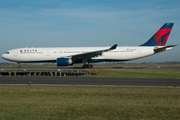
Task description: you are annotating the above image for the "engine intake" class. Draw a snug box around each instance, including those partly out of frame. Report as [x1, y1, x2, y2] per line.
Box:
[57, 58, 73, 66]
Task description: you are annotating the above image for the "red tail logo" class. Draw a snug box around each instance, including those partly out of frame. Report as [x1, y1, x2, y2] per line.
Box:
[141, 23, 174, 46]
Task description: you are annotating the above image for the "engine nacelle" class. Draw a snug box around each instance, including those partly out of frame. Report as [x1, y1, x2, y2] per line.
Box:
[57, 58, 73, 66]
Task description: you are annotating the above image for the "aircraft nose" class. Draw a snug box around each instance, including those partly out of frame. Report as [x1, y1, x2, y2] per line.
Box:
[1, 54, 5, 59]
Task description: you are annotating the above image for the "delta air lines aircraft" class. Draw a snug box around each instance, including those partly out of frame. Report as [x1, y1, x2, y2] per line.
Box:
[1, 23, 176, 68]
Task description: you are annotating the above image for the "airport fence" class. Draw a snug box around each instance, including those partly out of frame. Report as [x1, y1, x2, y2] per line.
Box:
[0, 69, 93, 77]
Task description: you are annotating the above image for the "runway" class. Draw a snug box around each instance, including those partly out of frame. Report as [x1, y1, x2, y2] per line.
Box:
[0, 77, 180, 87]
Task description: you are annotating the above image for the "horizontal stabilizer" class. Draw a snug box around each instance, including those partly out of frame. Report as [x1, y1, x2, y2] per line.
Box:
[154, 45, 177, 53]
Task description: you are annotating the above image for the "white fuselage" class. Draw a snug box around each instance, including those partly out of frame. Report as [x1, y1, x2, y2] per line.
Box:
[1, 46, 157, 63]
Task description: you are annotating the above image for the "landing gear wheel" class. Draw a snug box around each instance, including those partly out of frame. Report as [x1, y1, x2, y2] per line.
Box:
[83, 65, 88, 69]
[88, 64, 93, 68]
[82, 64, 93, 69]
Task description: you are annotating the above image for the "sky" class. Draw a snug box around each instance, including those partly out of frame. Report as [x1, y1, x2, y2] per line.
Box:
[0, 0, 180, 63]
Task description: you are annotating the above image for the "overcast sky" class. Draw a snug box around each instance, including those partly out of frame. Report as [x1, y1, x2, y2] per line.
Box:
[0, 0, 180, 63]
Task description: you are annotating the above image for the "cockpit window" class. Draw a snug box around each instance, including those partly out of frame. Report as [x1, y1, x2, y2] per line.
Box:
[5, 52, 9, 54]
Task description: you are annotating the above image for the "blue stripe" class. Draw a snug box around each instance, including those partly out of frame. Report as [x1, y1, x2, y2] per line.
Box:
[161, 31, 170, 46]
[19, 59, 129, 64]
[89, 59, 128, 63]
[140, 36, 158, 46]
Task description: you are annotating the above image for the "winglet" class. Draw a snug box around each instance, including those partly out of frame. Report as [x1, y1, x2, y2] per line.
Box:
[110, 44, 118, 50]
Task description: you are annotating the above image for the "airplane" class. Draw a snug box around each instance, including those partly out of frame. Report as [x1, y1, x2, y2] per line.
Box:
[1, 23, 176, 68]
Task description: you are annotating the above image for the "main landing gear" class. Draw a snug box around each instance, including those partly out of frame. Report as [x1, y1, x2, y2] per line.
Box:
[82, 64, 93, 69]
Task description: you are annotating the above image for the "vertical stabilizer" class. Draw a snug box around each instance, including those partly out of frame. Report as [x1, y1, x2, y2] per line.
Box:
[140, 23, 174, 46]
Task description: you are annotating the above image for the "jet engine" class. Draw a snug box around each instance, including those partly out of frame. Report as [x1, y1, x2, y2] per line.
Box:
[57, 58, 73, 66]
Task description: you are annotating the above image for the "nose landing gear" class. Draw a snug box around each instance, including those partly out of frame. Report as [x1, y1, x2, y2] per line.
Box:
[17, 63, 21, 68]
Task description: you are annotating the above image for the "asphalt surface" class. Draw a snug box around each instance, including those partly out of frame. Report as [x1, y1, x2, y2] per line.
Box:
[0, 77, 180, 87]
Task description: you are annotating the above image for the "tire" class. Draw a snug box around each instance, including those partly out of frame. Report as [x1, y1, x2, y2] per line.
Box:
[82, 65, 88, 69]
[88, 64, 93, 68]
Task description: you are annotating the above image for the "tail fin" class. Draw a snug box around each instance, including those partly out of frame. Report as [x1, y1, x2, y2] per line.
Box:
[140, 23, 174, 46]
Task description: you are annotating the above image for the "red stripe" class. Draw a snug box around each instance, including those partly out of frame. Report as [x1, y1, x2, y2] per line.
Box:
[156, 29, 171, 36]
[163, 35, 169, 46]
[153, 34, 161, 46]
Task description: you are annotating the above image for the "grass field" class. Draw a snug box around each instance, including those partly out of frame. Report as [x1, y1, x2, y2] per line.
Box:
[83, 69, 180, 79]
[0, 86, 180, 120]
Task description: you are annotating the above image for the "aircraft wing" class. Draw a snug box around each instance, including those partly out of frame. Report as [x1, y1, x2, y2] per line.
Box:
[154, 45, 177, 53]
[70, 44, 118, 62]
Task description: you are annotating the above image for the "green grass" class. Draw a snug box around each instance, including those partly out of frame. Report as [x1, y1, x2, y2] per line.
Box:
[83, 69, 180, 79]
[0, 86, 180, 120]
